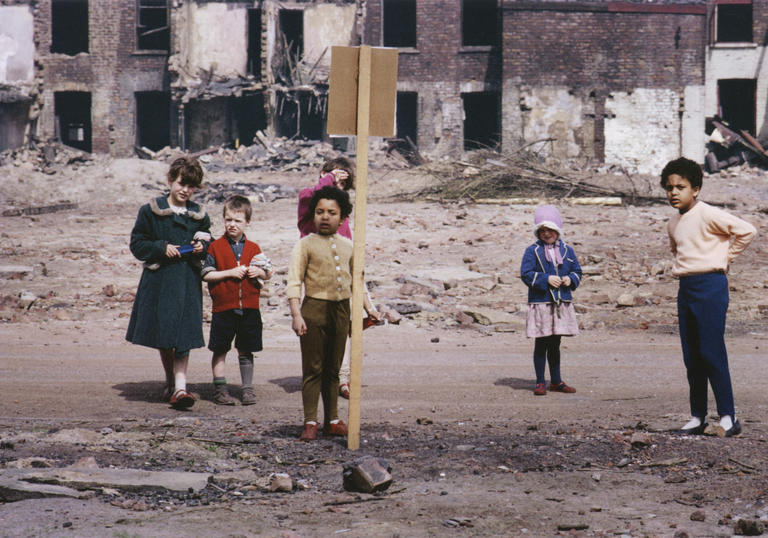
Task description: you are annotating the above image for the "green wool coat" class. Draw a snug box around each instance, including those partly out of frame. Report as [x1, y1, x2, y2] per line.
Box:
[126, 196, 211, 352]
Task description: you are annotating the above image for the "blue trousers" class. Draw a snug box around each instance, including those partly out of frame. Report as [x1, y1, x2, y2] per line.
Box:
[677, 272, 734, 418]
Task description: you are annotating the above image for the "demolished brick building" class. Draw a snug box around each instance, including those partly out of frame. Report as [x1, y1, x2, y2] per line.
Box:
[0, 0, 764, 174]
[0, 0, 357, 156]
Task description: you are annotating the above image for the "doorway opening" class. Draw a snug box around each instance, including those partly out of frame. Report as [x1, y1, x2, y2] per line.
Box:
[0, 101, 31, 151]
[718, 79, 756, 135]
[136, 91, 170, 151]
[389, 91, 418, 159]
[54, 91, 91, 152]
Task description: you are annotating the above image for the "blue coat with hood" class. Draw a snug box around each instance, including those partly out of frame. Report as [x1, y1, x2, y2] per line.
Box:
[520, 240, 582, 303]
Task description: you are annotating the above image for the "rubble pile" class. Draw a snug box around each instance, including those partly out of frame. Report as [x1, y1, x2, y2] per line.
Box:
[134, 130, 415, 175]
[412, 149, 665, 205]
[0, 141, 94, 174]
[194, 181, 297, 204]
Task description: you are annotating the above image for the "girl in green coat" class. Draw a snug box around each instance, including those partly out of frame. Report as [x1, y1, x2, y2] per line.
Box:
[126, 157, 211, 409]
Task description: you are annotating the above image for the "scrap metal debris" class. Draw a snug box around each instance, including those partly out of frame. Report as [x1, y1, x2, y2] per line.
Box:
[706, 119, 768, 173]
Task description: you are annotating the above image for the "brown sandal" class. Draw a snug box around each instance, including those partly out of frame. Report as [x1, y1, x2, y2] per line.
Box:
[170, 389, 196, 409]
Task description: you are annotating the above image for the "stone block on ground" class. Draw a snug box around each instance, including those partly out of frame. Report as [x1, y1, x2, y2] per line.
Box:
[734, 518, 765, 536]
[343, 456, 392, 493]
[268, 473, 293, 492]
[463, 308, 518, 326]
[617, 292, 636, 307]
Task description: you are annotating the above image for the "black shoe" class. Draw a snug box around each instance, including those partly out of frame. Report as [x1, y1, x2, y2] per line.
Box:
[724, 419, 742, 437]
[674, 421, 707, 435]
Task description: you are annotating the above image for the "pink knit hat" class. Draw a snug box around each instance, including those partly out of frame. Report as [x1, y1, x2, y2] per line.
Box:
[533, 205, 563, 238]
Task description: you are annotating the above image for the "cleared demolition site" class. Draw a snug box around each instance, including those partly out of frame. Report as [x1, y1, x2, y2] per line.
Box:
[1, 1, 768, 537]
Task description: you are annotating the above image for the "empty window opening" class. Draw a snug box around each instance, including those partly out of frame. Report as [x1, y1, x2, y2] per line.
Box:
[137, 0, 169, 51]
[275, 10, 303, 85]
[716, 2, 752, 43]
[55, 91, 91, 153]
[718, 79, 756, 135]
[0, 101, 31, 152]
[462, 92, 501, 150]
[462, 0, 498, 47]
[51, 0, 89, 55]
[383, 0, 416, 47]
[280, 10, 303, 62]
[136, 91, 170, 151]
[247, 8, 262, 78]
[389, 91, 418, 160]
[274, 91, 324, 141]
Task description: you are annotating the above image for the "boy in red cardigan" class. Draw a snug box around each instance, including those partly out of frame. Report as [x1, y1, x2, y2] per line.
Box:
[202, 195, 273, 405]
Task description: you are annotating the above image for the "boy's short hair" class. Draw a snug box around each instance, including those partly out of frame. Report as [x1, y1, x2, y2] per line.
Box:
[320, 157, 355, 190]
[223, 195, 252, 222]
[168, 156, 204, 188]
[309, 186, 353, 220]
[660, 157, 703, 189]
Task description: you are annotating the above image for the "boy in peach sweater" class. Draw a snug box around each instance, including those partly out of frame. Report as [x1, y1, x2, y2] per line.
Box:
[661, 157, 756, 437]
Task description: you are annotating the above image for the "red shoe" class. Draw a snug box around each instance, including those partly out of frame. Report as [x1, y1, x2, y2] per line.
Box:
[339, 383, 350, 399]
[533, 383, 547, 396]
[323, 420, 348, 437]
[549, 382, 576, 393]
[299, 423, 318, 442]
[170, 389, 196, 409]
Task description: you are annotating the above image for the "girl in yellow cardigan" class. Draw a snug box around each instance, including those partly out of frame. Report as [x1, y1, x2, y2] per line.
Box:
[287, 186, 379, 441]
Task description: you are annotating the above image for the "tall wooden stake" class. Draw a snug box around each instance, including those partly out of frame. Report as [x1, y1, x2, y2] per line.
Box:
[347, 45, 372, 451]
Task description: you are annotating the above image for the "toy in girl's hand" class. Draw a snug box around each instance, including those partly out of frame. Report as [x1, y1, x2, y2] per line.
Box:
[177, 243, 195, 255]
[363, 315, 384, 330]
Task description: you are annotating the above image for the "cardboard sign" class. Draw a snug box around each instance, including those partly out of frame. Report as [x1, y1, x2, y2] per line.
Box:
[327, 46, 398, 137]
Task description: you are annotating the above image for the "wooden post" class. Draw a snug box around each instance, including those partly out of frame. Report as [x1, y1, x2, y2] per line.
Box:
[347, 45, 372, 451]
[327, 44, 396, 450]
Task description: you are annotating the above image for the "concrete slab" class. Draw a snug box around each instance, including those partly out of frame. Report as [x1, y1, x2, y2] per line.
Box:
[0, 467, 211, 495]
[0, 474, 83, 502]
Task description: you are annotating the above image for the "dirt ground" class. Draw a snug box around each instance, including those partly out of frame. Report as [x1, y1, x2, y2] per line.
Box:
[0, 153, 767, 537]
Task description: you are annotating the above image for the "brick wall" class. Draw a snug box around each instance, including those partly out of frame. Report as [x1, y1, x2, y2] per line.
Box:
[752, 0, 768, 44]
[502, 6, 706, 90]
[500, 3, 707, 164]
[37, 0, 168, 155]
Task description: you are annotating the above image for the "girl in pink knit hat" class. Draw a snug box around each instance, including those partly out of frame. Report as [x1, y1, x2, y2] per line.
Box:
[520, 205, 583, 396]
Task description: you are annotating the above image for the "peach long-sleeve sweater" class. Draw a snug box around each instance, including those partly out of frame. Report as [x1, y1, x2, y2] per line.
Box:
[667, 201, 756, 277]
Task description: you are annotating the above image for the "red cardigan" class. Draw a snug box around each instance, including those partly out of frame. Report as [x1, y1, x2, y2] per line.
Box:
[207, 237, 262, 313]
